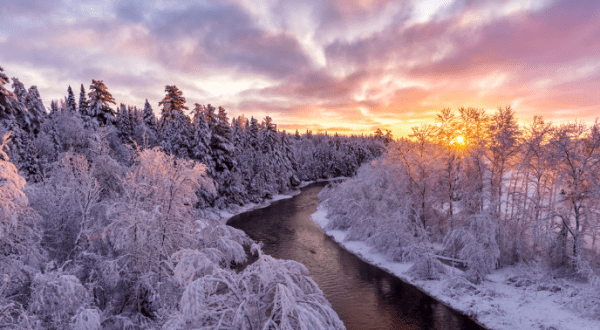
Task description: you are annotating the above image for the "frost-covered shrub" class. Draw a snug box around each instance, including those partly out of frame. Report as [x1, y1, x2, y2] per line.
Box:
[29, 272, 89, 327]
[70, 308, 101, 330]
[172, 249, 215, 287]
[443, 276, 477, 299]
[442, 212, 501, 283]
[0, 274, 33, 329]
[175, 244, 345, 330]
[196, 217, 251, 266]
[408, 253, 448, 280]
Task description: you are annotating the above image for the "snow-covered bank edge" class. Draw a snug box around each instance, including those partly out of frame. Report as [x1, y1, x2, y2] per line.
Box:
[218, 178, 345, 224]
[311, 202, 600, 330]
[218, 192, 299, 223]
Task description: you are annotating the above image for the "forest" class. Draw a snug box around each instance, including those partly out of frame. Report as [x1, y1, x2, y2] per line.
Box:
[319, 106, 600, 322]
[0, 65, 387, 329]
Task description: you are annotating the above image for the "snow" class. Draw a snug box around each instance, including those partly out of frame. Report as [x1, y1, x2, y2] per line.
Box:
[218, 191, 299, 222]
[311, 203, 600, 330]
[298, 177, 346, 188]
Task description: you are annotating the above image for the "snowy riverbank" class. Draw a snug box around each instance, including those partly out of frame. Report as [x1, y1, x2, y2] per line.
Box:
[219, 178, 344, 223]
[311, 202, 600, 330]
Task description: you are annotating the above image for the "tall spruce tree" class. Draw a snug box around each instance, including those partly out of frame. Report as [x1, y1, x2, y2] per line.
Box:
[78, 84, 89, 116]
[158, 85, 188, 123]
[158, 86, 190, 158]
[66, 85, 77, 113]
[88, 79, 116, 125]
[25, 86, 46, 133]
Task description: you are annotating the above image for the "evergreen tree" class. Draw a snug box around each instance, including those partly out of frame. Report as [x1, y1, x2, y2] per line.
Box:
[191, 103, 213, 168]
[88, 79, 116, 125]
[160, 108, 191, 159]
[8, 77, 33, 133]
[209, 106, 236, 205]
[158, 85, 188, 123]
[116, 103, 133, 144]
[204, 104, 218, 129]
[0, 67, 18, 123]
[247, 117, 259, 151]
[135, 99, 158, 148]
[211, 107, 235, 172]
[50, 100, 59, 115]
[11, 77, 27, 103]
[25, 86, 46, 129]
[66, 85, 77, 113]
[158, 86, 191, 158]
[78, 84, 89, 116]
[142, 99, 156, 130]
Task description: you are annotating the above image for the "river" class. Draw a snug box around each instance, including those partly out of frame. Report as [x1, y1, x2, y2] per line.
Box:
[227, 182, 485, 330]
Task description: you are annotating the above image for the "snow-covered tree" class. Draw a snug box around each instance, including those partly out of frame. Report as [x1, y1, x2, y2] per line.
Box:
[66, 85, 78, 114]
[191, 103, 213, 171]
[0, 132, 40, 257]
[87, 79, 116, 126]
[136, 98, 158, 148]
[78, 84, 89, 116]
[107, 148, 214, 313]
[173, 244, 345, 330]
[158, 85, 188, 122]
[550, 121, 600, 270]
[210, 107, 236, 205]
[25, 86, 46, 133]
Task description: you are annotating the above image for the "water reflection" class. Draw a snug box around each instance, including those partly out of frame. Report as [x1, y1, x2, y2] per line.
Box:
[228, 182, 485, 330]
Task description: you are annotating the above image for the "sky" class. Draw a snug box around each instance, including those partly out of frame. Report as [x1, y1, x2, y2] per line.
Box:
[1, 0, 599, 136]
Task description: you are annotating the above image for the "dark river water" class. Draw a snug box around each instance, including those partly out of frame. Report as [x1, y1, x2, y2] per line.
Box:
[227, 182, 485, 330]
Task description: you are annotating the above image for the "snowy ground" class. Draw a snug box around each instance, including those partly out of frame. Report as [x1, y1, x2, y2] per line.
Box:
[311, 203, 600, 330]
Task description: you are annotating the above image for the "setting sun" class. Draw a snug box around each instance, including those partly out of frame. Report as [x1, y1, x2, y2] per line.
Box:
[454, 135, 465, 145]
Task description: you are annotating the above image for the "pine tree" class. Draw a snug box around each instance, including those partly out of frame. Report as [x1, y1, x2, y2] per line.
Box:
[158, 85, 188, 123]
[247, 117, 259, 151]
[160, 108, 191, 159]
[7, 78, 34, 133]
[78, 84, 89, 116]
[158, 86, 191, 158]
[191, 103, 213, 168]
[204, 104, 218, 129]
[135, 99, 158, 148]
[88, 79, 116, 125]
[50, 100, 59, 115]
[11, 78, 27, 103]
[211, 107, 235, 172]
[26, 86, 46, 126]
[142, 99, 156, 130]
[116, 103, 133, 144]
[0, 67, 18, 123]
[208, 107, 236, 205]
[66, 85, 77, 113]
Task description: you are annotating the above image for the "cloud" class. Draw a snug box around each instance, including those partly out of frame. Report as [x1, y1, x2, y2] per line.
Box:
[1, 0, 600, 136]
[0, 0, 59, 17]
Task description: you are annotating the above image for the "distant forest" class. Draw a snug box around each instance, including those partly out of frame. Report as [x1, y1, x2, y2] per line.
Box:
[0, 67, 386, 207]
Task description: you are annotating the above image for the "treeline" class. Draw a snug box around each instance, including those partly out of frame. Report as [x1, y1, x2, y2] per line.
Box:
[321, 106, 600, 284]
[0, 68, 384, 207]
[0, 65, 382, 329]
